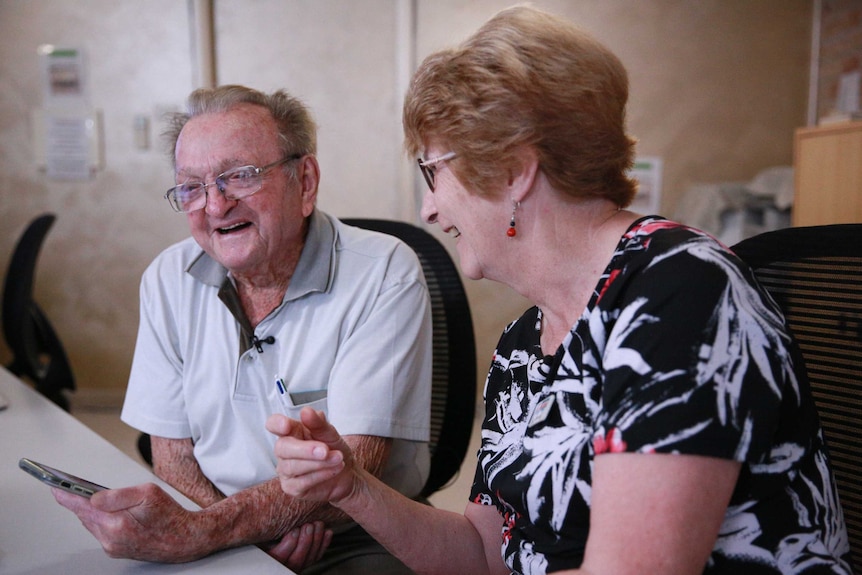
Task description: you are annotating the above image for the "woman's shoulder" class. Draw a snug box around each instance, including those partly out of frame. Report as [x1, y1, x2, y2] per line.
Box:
[597, 216, 759, 313]
[620, 216, 724, 252]
[612, 216, 741, 275]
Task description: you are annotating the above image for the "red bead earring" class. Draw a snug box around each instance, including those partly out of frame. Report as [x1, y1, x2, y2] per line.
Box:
[507, 201, 519, 237]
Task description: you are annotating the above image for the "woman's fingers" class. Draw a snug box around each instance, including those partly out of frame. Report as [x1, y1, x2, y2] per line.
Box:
[273, 435, 343, 464]
[269, 407, 356, 502]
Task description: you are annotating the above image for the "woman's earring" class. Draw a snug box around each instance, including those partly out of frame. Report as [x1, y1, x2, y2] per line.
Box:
[507, 201, 520, 237]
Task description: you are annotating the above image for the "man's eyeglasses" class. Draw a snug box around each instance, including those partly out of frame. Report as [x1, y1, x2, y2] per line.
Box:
[164, 154, 302, 213]
[417, 151, 457, 192]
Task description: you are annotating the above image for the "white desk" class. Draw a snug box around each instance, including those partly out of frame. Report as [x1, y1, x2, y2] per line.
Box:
[0, 367, 291, 574]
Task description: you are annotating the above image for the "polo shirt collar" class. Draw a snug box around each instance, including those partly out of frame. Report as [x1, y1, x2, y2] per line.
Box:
[186, 208, 336, 301]
[286, 208, 336, 300]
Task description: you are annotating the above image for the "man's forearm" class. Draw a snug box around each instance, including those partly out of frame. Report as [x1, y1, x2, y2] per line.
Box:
[152, 436, 224, 507]
[153, 434, 390, 556]
[197, 432, 392, 548]
[193, 478, 348, 551]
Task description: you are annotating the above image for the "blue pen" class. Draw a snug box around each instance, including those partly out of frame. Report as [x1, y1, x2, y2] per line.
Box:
[275, 376, 286, 395]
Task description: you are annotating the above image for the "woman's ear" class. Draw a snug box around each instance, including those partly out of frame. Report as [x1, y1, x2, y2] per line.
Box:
[507, 147, 539, 204]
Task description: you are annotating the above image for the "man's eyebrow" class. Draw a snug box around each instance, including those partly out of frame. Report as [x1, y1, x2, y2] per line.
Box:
[176, 158, 247, 180]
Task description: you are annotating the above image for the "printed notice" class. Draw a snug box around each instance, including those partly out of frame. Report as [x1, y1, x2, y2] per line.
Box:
[46, 114, 93, 180]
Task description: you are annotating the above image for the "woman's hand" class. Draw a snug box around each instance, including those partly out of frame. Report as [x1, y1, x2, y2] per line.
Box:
[266, 407, 359, 505]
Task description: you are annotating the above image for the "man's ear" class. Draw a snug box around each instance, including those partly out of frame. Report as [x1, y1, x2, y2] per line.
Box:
[298, 155, 320, 217]
[506, 147, 539, 204]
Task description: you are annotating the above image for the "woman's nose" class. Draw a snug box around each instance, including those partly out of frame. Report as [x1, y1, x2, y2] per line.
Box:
[419, 190, 438, 224]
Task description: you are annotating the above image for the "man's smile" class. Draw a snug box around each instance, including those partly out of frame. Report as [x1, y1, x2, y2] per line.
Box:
[217, 222, 252, 234]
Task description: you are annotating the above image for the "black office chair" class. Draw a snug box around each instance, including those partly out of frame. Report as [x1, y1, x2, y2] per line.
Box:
[343, 218, 477, 498]
[2, 213, 75, 411]
[732, 224, 862, 573]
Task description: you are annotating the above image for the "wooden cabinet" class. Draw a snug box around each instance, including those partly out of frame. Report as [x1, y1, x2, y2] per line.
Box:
[793, 121, 862, 226]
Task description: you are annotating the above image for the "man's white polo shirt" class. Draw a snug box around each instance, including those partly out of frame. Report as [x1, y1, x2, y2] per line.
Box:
[121, 210, 432, 498]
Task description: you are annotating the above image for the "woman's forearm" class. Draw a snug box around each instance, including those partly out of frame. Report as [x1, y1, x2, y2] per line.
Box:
[333, 468, 499, 575]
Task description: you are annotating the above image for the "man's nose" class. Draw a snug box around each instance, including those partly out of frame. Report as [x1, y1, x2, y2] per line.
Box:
[204, 183, 237, 216]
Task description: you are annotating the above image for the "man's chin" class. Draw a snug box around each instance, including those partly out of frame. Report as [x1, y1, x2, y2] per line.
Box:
[208, 245, 257, 273]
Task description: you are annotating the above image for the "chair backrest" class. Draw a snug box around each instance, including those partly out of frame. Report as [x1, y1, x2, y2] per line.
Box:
[2, 213, 75, 411]
[731, 224, 862, 572]
[342, 218, 477, 498]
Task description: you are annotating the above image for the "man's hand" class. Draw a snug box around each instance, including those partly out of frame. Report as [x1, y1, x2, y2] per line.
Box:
[53, 482, 207, 563]
[53, 410, 373, 566]
[262, 520, 333, 571]
[266, 407, 359, 505]
[55, 479, 334, 567]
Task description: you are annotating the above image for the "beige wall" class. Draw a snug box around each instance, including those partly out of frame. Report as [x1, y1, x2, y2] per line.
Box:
[0, 0, 812, 397]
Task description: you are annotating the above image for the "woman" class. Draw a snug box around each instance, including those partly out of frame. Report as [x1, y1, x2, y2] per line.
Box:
[267, 6, 851, 574]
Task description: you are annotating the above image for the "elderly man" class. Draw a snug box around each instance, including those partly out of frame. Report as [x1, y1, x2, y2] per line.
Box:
[54, 85, 431, 574]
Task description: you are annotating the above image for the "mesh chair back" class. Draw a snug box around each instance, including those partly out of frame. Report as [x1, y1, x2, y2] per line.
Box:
[732, 224, 862, 572]
[342, 219, 477, 498]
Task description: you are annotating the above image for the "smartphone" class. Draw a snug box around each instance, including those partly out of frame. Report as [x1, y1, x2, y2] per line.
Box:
[18, 458, 108, 498]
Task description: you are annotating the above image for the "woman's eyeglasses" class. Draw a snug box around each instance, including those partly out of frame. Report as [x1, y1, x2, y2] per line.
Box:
[417, 151, 457, 192]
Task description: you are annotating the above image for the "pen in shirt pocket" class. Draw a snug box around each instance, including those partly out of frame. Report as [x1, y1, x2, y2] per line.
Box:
[274, 375, 286, 395]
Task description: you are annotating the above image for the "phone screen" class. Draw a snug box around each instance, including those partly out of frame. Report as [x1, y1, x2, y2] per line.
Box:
[19, 458, 108, 498]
